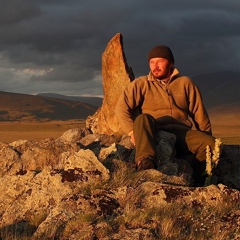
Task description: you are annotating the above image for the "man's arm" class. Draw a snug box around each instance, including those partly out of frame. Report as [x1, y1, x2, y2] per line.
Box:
[188, 80, 212, 135]
[115, 79, 143, 135]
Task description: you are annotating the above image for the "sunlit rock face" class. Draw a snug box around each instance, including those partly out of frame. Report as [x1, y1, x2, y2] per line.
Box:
[86, 33, 134, 135]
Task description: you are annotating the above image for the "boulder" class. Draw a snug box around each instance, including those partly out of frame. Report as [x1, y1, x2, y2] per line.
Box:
[86, 33, 134, 135]
[57, 127, 91, 143]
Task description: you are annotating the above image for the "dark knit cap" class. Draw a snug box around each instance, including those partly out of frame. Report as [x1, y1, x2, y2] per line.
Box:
[148, 45, 174, 64]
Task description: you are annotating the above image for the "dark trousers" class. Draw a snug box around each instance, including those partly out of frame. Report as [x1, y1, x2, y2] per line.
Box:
[133, 114, 216, 185]
[133, 114, 216, 164]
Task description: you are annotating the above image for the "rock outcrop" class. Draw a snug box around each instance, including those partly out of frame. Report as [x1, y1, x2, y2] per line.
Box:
[0, 130, 239, 239]
[86, 33, 134, 135]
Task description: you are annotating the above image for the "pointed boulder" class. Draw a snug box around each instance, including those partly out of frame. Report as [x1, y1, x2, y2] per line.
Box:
[86, 33, 134, 135]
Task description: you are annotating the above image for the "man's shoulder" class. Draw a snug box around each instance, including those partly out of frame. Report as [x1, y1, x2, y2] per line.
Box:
[173, 74, 195, 85]
[172, 69, 193, 82]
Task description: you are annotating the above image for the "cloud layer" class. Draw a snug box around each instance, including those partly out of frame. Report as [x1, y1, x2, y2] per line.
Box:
[0, 0, 239, 96]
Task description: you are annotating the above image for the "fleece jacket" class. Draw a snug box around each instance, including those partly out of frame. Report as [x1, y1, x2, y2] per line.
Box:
[115, 68, 212, 135]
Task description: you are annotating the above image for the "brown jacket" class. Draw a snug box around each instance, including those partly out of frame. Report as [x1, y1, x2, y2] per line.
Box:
[115, 68, 212, 135]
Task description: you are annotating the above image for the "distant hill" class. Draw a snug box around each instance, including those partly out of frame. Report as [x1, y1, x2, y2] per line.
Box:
[37, 93, 103, 107]
[192, 71, 239, 111]
[0, 71, 239, 122]
[39, 71, 239, 111]
[0, 91, 98, 121]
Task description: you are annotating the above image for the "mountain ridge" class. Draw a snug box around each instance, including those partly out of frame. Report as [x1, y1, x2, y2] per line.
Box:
[0, 71, 239, 122]
[37, 93, 103, 107]
[192, 71, 239, 109]
[0, 91, 98, 121]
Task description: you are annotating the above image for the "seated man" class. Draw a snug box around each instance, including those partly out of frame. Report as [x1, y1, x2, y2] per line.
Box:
[115, 45, 217, 186]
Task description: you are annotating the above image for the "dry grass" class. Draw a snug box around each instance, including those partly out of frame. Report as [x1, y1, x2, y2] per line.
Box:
[0, 116, 239, 144]
[209, 111, 240, 145]
[0, 120, 86, 143]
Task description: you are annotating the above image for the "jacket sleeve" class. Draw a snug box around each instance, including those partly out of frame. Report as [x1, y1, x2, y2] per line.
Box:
[115, 79, 143, 134]
[187, 80, 212, 135]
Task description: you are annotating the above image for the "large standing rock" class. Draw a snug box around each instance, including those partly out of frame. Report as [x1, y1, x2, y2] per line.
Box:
[86, 33, 134, 135]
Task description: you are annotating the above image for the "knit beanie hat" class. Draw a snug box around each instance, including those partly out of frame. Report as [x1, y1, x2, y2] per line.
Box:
[148, 45, 175, 64]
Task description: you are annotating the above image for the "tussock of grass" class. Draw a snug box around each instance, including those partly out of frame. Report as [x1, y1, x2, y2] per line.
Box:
[63, 213, 96, 238]
[105, 159, 136, 189]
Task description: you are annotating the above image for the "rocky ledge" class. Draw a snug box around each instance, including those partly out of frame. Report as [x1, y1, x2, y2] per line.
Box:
[0, 128, 239, 239]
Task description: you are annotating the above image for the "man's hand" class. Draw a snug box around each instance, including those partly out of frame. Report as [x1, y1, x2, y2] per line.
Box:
[128, 130, 135, 146]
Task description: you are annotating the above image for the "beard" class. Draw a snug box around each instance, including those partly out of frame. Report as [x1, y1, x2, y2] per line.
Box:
[152, 69, 169, 80]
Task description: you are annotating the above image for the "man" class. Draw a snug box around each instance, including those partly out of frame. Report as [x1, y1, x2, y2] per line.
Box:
[115, 45, 216, 186]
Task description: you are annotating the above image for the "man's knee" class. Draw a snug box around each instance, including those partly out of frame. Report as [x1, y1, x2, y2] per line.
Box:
[186, 130, 216, 161]
[134, 113, 154, 124]
[197, 134, 216, 161]
[204, 134, 216, 150]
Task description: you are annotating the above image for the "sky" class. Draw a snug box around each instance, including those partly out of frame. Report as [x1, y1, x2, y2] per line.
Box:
[0, 0, 239, 96]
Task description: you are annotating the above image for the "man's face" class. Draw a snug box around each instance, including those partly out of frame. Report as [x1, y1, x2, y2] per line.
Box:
[149, 57, 173, 80]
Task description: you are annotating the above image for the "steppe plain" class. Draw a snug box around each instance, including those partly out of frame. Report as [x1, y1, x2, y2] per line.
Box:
[0, 90, 239, 145]
[0, 110, 239, 145]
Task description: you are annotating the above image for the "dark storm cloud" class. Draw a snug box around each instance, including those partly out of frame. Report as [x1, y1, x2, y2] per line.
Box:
[0, 0, 41, 25]
[0, 0, 239, 95]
